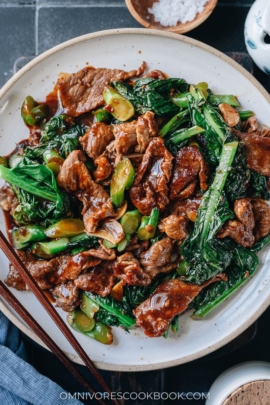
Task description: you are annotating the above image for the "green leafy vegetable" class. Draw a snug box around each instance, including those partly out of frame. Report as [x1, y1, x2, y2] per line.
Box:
[85, 292, 136, 330]
[188, 88, 230, 165]
[180, 141, 238, 284]
[0, 157, 71, 226]
[192, 245, 258, 317]
[24, 115, 85, 160]
[113, 78, 189, 117]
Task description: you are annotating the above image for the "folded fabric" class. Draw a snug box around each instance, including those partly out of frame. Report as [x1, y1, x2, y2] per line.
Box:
[0, 311, 83, 405]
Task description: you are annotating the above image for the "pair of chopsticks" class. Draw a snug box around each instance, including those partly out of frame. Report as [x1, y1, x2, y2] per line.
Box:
[0, 231, 120, 405]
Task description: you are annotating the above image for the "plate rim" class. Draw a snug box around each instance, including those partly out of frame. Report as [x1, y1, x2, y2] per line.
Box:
[0, 28, 270, 372]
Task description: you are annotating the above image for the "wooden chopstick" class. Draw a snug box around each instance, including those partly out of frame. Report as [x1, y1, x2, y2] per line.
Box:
[0, 231, 120, 405]
[0, 280, 107, 405]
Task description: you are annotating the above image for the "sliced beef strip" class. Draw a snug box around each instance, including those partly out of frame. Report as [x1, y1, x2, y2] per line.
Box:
[112, 252, 151, 286]
[0, 184, 17, 212]
[134, 273, 227, 337]
[144, 70, 166, 80]
[218, 198, 255, 248]
[53, 242, 116, 284]
[159, 214, 189, 241]
[169, 194, 202, 222]
[57, 150, 115, 232]
[29, 125, 42, 146]
[139, 237, 178, 279]
[135, 111, 158, 153]
[112, 111, 158, 165]
[251, 198, 270, 241]
[51, 281, 80, 312]
[79, 122, 114, 161]
[92, 156, 112, 182]
[57, 62, 146, 117]
[234, 130, 270, 176]
[5, 264, 29, 291]
[130, 137, 173, 215]
[113, 121, 137, 165]
[217, 220, 255, 248]
[170, 146, 209, 201]
[242, 116, 258, 133]
[74, 262, 115, 297]
[5, 250, 70, 290]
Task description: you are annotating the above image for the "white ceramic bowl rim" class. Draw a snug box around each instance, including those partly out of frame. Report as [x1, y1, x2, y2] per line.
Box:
[0, 28, 270, 372]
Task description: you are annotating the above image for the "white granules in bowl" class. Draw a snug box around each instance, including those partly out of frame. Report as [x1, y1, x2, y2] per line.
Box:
[148, 0, 210, 26]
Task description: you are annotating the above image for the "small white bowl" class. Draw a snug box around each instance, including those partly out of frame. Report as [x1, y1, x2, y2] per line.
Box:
[206, 361, 270, 405]
[245, 0, 270, 75]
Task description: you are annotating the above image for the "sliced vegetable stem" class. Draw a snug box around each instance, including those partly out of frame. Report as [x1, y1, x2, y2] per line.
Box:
[199, 141, 238, 246]
[169, 126, 205, 145]
[239, 110, 254, 121]
[159, 109, 189, 138]
[137, 208, 159, 240]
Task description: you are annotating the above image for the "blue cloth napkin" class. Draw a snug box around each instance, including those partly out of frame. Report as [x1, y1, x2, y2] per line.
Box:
[0, 311, 83, 405]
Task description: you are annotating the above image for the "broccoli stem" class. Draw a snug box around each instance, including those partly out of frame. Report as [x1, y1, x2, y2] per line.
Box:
[0, 165, 57, 202]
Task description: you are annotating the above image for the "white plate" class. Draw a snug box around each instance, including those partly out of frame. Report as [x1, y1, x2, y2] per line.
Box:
[0, 29, 270, 372]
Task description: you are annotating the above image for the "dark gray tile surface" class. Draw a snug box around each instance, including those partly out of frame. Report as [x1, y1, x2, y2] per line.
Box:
[188, 4, 249, 53]
[37, 5, 141, 54]
[0, 6, 35, 86]
[37, 0, 125, 3]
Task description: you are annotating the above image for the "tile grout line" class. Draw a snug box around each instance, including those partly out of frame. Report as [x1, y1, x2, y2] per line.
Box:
[35, 3, 38, 55]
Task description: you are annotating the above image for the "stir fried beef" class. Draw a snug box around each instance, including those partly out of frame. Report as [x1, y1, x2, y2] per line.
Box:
[57, 62, 146, 117]
[5, 264, 29, 291]
[51, 281, 80, 312]
[135, 111, 158, 153]
[79, 122, 114, 160]
[144, 70, 166, 80]
[218, 198, 255, 247]
[252, 198, 270, 241]
[113, 121, 137, 163]
[159, 215, 189, 241]
[92, 156, 112, 182]
[218, 220, 254, 248]
[28, 125, 42, 146]
[134, 273, 227, 337]
[217, 198, 255, 247]
[218, 198, 270, 246]
[0, 184, 17, 212]
[234, 130, 270, 176]
[3, 61, 270, 343]
[130, 138, 173, 215]
[140, 237, 178, 278]
[74, 262, 115, 297]
[243, 116, 258, 133]
[5, 250, 70, 290]
[112, 111, 158, 164]
[170, 146, 209, 200]
[169, 195, 202, 222]
[57, 150, 115, 232]
[112, 252, 151, 286]
[53, 243, 116, 284]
